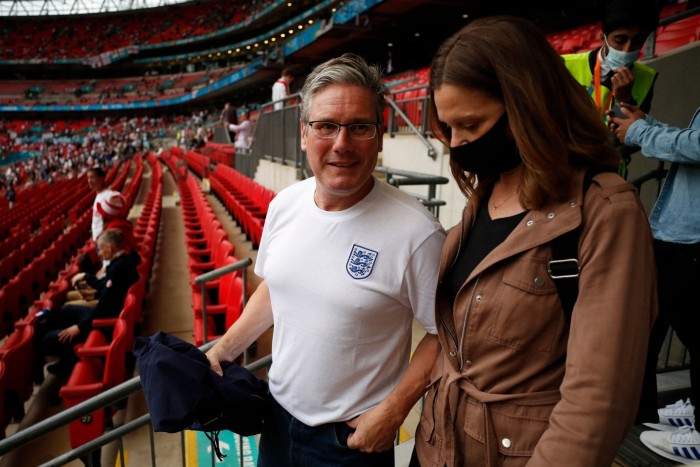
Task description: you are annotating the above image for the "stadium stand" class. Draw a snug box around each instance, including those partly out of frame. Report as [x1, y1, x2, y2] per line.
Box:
[0, 1, 697, 465]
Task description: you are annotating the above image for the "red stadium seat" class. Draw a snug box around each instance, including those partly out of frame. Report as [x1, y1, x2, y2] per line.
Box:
[59, 318, 129, 448]
[0, 323, 35, 424]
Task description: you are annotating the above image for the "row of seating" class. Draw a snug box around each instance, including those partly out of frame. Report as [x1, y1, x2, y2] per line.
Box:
[210, 163, 274, 249]
[56, 153, 162, 450]
[0, 208, 92, 437]
[0, 217, 64, 286]
[0, 176, 91, 240]
[162, 150, 245, 347]
[0, 161, 121, 240]
[0, 153, 158, 440]
[174, 146, 211, 179]
[546, 8, 698, 55]
[199, 142, 236, 166]
[59, 154, 163, 448]
[0, 160, 132, 334]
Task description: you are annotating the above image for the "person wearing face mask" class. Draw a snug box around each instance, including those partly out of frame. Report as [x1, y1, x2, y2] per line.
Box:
[563, 0, 659, 178]
[411, 17, 657, 467]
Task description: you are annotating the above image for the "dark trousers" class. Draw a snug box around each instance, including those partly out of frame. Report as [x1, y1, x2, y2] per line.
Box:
[637, 240, 700, 422]
[258, 394, 394, 467]
[40, 304, 90, 363]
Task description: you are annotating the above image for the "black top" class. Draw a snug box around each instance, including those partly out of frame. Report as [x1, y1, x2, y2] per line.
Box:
[80, 249, 140, 332]
[444, 201, 526, 304]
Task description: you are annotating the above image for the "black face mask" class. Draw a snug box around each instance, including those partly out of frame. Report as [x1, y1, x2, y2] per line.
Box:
[449, 115, 522, 178]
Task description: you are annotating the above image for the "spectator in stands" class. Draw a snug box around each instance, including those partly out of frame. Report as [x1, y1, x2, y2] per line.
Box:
[40, 228, 140, 377]
[411, 17, 657, 467]
[87, 167, 119, 245]
[562, 0, 659, 178]
[98, 192, 136, 253]
[610, 103, 700, 464]
[271, 67, 294, 110]
[227, 110, 251, 149]
[5, 183, 14, 208]
[220, 102, 237, 143]
[206, 53, 445, 466]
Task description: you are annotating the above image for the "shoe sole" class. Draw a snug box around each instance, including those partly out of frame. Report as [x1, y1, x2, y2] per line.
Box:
[640, 433, 700, 465]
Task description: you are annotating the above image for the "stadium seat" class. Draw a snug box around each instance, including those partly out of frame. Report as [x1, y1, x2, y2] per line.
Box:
[59, 318, 129, 449]
[0, 323, 35, 424]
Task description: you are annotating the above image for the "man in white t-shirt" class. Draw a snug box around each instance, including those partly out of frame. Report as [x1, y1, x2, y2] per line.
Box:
[87, 167, 119, 244]
[271, 67, 294, 111]
[228, 110, 252, 149]
[207, 54, 445, 466]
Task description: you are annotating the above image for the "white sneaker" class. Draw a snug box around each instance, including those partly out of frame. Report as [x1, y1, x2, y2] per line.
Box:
[640, 426, 700, 465]
[658, 398, 696, 428]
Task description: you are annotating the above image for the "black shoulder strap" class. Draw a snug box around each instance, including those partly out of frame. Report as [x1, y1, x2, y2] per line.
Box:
[548, 169, 605, 323]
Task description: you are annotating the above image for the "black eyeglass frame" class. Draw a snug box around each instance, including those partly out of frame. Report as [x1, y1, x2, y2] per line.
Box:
[306, 121, 380, 140]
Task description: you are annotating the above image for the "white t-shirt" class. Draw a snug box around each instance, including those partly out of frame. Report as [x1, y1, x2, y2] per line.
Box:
[92, 188, 118, 241]
[228, 120, 251, 149]
[271, 80, 288, 110]
[255, 177, 445, 426]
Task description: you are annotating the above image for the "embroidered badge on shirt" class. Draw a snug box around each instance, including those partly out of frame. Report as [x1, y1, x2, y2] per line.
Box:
[346, 244, 378, 279]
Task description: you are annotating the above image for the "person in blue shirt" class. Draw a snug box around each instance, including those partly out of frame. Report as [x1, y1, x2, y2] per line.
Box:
[610, 103, 700, 464]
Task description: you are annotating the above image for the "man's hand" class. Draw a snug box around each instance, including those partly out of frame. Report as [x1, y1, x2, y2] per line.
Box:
[611, 67, 635, 104]
[608, 103, 646, 143]
[345, 401, 403, 453]
[205, 344, 229, 376]
[58, 325, 81, 343]
[78, 288, 96, 300]
[71, 272, 86, 287]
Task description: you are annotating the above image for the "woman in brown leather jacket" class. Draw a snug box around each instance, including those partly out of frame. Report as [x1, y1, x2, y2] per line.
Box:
[411, 16, 658, 467]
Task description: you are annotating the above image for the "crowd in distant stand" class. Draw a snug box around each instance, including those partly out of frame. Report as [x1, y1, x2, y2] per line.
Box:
[0, 0, 275, 61]
[0, 110, 224, 204]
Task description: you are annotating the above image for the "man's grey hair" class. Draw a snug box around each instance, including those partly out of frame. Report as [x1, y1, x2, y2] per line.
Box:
[98, 228, 125, 250]
[299, 53, 388, 127]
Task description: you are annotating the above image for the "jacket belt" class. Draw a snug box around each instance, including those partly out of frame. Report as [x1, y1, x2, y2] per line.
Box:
[443, 372, 561, 466]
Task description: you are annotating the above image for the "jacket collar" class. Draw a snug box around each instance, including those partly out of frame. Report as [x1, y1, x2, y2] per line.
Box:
[436, 170, 588, 361]
[441, 170, 586, 284]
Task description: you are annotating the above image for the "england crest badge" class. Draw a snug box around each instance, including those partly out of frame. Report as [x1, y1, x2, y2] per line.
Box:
[346, 244, 378, 279]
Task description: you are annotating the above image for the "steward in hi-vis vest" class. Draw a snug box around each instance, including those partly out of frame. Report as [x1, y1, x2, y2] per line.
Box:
[562, 0, 659, 178]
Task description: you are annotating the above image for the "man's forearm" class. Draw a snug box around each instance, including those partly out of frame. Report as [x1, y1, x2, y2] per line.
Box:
[210, 281, 274, 361]
[383, 333, 440, 420]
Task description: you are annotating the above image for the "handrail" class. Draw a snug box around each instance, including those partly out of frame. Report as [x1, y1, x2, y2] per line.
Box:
[374, 166, 448, 217]
[384, 95, 437, 160]
[0, 351, 273, 458]
[194, 257, 253, 347]
[642, 6, 700, 58]
[628, 161, 667, 195]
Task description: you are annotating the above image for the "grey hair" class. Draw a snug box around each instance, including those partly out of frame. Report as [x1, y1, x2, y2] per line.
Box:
[299, 53, 388, 126]
[98, 228, 125, 250]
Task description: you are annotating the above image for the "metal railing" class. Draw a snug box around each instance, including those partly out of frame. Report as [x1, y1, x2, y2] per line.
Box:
[385, 89, 436, 160]
[0, 344, 272, 467]
[0, 257, 270, 467]
[642, 6, 700, 59]
[240, 89, 441, 180]
[194, 257, 252, 350]
[239, 93, 304, 179]
[374, 166, 448, 218]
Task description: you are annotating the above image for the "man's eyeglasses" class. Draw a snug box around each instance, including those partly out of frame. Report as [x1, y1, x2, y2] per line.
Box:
[307, 121, 379, 140]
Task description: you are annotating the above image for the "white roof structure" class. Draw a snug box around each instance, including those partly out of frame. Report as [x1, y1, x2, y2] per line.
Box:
[0, 0, 193, 16]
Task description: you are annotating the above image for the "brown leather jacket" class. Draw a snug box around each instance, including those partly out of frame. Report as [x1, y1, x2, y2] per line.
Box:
[415, 170, 657, 466]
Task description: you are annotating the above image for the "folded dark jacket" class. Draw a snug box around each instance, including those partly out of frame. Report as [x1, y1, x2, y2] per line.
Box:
[134, 332, 267, 436]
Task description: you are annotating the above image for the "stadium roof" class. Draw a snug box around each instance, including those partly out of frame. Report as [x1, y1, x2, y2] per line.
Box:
[0, 0, 193, 16]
